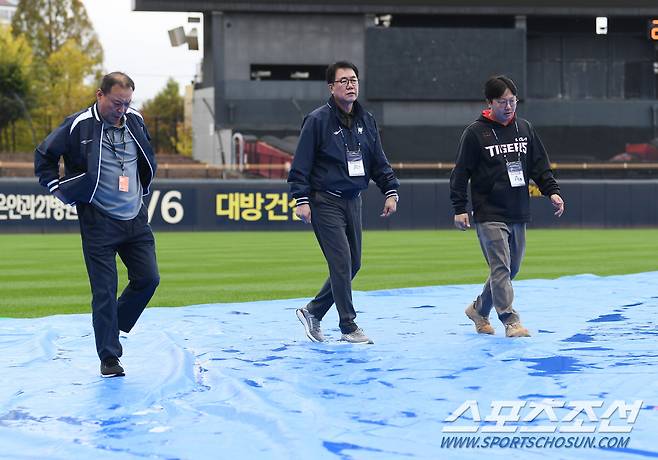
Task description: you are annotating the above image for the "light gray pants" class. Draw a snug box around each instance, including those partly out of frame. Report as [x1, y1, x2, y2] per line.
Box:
[473, 221, 526, 325]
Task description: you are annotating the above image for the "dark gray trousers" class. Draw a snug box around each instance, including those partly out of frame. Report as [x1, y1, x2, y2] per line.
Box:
[77, 203, 160, 361]
[306, 191, 361, 334]
[473, 221, 526, 325]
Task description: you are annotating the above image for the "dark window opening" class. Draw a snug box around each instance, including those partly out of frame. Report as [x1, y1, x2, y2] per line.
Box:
[384, 14, 516, 28]
[250, 64, 326, 81]
[527, 17, 656, 99]
[527, 16, 648, 34]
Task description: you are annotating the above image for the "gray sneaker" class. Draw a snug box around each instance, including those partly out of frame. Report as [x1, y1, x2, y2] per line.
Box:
[341, 328, 373, 344]
[296, 308, 325, 342]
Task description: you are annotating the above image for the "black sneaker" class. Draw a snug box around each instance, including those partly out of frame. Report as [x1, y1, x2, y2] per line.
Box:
[100, 357, 125, 377]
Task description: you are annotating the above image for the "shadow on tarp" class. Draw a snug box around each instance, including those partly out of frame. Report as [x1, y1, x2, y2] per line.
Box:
[1, 272, 657, 460]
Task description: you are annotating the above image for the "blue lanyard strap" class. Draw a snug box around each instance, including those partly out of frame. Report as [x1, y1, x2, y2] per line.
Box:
[338, 124, 361, 153]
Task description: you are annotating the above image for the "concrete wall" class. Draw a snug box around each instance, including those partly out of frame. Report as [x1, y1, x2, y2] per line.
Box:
[189, 10, 658, 163]
[222, 13, 365, 83]
[209, 12, 365, 130]
[193, 86, 235, 166]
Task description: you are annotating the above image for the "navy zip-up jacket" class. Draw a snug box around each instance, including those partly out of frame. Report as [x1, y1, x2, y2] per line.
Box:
[34, 103, 157, 205]
[450, 112, 560, 223]
[287, 97, 399, 206]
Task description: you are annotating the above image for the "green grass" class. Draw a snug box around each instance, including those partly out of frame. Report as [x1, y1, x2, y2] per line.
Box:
[1, 229, 657, 318]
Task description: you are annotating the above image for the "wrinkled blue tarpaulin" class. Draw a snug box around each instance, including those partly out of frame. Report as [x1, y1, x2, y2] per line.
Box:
[1, 272, 658, 460]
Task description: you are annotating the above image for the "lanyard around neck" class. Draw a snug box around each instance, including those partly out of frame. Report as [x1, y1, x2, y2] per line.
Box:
[490, 122, 521, 163]
[337, 123, 361, 154]
[104, 128, 127, 173]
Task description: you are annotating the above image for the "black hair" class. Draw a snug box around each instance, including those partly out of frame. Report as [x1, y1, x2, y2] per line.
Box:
[326, 61, 359, 84]
[100, 72, 135, 94]
[484, 75, 517, 101]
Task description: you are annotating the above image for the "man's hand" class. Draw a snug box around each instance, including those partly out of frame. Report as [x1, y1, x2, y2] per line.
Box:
[295, 204, 312, 224]
[380, 196, 397, 217]
[454, 213, 470, 231]
[550, 194, 564, 217]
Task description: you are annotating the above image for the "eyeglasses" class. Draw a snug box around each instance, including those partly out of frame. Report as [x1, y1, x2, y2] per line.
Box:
[102, 93, 131, 110]
[493, 97, 518, 107]
[333, 77, 359, 87]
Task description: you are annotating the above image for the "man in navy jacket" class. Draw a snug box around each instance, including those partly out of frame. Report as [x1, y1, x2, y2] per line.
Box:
[288, 61, 399, 344]
[35, 72, 159, 377]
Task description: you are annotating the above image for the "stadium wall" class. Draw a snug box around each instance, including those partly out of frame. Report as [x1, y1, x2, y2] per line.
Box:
[0, 179, 656, 233]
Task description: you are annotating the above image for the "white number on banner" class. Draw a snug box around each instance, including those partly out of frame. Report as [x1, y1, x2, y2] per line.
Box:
[147, 190, 184, 224]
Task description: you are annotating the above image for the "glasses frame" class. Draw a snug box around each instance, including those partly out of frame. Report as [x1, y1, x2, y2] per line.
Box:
[493, 97, 518, 107]
[332, 77, 359, 87]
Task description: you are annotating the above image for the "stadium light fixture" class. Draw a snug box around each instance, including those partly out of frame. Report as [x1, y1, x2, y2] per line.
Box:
[596, 17, 608, 35]
[168, 26, 186, 47]
[375, 14, 392, 27]
[168, 24, 200, 50]
[186, 28, 199, 50]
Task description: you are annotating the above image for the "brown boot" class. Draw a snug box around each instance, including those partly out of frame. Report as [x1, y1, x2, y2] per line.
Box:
[465, 302, 495, 335]
[504, 322, 531, 338]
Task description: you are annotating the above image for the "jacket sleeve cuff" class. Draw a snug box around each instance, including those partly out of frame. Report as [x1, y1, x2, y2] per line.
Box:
[454, 207, 467, 215]
[294, 197, 309, 207]
[385, 190, 399, 202]
[541, 185, 560, 197]
[47, 178, 60, 193]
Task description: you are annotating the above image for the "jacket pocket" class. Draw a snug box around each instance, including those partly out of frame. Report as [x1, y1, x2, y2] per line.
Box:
[58, 172, 93, 203]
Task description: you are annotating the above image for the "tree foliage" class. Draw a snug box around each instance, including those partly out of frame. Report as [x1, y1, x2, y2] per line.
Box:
[11, 0, 102, 74]
[4, 0, 104, 151]
[174, 123, 193, 157]
[39, 39, 96, 123]
[0, 25, 33, 142]
[141, 78, 184, 154]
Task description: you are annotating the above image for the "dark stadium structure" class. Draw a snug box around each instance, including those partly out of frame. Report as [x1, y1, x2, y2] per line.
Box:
[135, 1, 658, 177]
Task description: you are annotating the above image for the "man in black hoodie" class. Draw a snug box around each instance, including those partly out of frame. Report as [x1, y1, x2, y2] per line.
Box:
[450, 75, 564, 338]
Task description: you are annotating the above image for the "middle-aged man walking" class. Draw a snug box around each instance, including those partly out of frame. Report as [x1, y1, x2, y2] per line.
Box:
[35, 72, 159, 377]
[288, 61, 400, 344]
[450, 75, 564, 338]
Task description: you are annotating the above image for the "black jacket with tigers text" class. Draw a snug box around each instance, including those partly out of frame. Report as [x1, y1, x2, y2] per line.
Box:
[450, 111, 560, 223]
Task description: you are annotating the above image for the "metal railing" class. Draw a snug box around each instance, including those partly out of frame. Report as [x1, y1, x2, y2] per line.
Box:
[3, 161, 658, 179]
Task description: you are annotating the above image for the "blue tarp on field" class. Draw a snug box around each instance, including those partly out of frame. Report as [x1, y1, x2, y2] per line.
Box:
[1, 272, 658, 460]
